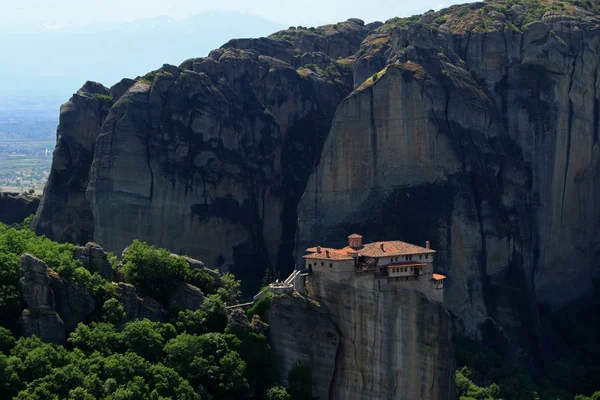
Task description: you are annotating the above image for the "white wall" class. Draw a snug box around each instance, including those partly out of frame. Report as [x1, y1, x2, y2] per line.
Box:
[375, 254, 434, 267]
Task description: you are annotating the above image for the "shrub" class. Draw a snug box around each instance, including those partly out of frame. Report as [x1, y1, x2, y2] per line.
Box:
[174, 294, 228, 335]
[121, 240, 190, 302]
[102, 298, 126, 325]
[189, 268, 216, 295]
[216, 272, 241, 304]
[122, 319, 176, 362]
[246, 292, 272, 322]
[266, 385, 291, 400]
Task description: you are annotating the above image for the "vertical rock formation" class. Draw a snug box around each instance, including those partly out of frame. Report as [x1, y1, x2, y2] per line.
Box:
[35, 2, 600, 363]
[0, 192, 40, 225]
[297, 4, 600, 365]
[19, 254, 66, 344]
[73, 242, 114, 281]
[268, 284, 455, 400]
[84, 20, 369, 280]
[297, 23, 537, 363]
[268, 293, 339, 399]
[32, 80, 134, 244]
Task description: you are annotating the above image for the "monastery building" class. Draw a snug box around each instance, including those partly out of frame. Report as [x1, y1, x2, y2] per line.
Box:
[302, 234, 446, 302]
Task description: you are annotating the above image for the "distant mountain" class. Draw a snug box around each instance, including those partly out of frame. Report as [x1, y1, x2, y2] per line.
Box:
[0, 11, 285, 101]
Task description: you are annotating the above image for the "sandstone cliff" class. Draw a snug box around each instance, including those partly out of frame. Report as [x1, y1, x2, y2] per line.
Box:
[35, 0, 600, 365]
[268, 283, 454, 400]
[33, 20, 369, 283]
[33, 80, 134, 244]
[297, 1, 600, 365]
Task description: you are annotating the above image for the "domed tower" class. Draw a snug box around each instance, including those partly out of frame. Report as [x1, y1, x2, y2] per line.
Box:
[348, 233, 363, 249]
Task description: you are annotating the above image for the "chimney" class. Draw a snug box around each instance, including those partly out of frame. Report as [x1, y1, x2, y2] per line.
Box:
[317, 246, 322, 253]
[425, 241, 430, 249]
[326, 250, 330, 258]
[380, 243, 385, 251]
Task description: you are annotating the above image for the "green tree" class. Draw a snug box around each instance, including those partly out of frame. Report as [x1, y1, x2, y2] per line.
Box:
[174, 294, 228, 335]
[189, 268, 217, 295]
[0, 326, 15, 354]
[69, 322, 123, 354]
[262, 268, 273, 287]
[122, 319, 176, 362]
[68, 387, 96, 400]
[164, 332, 249, 398]
[266, 385, 292, 400]
[102, 298, 126, 325]
[216, 272, 241, 304]
[121, 240, 191, 302]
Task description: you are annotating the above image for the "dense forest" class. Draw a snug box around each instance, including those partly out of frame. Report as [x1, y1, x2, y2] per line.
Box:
[0, 218, 598, 399]
[0, 220, 308, 399]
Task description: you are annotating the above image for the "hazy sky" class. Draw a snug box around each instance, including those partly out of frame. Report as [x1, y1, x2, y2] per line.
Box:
[3, 0, 457, 28]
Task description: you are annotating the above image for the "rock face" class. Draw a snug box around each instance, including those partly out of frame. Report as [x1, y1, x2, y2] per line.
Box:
[20, 309, 66, 345]
[268, 284, 454, 400]
[19, 254, 97, 342]
[20, 254, 55, 309]
[168, 283, 205, 311]
[116, 282, 168, 322]
[267, 293, 339, 400]
[296, 3, 600, 365]
[36, 20, 368, 283]
[74, 242, 114, 281]
[32, 79, 134, 244]
[50, 272, 96, 332]
[19, 254, 65, 344]
[36, 1, 600, 364]
[0, 192, 40, 225]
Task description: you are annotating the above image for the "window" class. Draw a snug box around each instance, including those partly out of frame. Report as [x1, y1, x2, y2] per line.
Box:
[420, 254, 422, 259]
[329, 263, 333, 268]
[426, 254, 429, 259]
[321, 262, 324, 266]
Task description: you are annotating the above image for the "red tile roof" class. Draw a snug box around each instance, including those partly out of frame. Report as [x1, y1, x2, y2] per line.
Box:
[305, 239, 435, 261]
[348, 233, 363, 238]
[432, 274, 446, 280]
[303, 248, 353, 261]
[358, 241, 435, 257]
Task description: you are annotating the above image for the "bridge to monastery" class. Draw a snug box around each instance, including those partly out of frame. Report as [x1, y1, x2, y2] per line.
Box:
[225, 269, 308, 310]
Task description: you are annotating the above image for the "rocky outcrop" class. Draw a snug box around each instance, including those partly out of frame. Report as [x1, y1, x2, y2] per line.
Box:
[32, 80, 134, 244]
[19, 254, 97, 342]
[20, 254, 55, 309]
[168, 283, 205, 311]
[20, 309, 66, 345]
[0, 192, 40, 225]
[267, 293, 339, 399]
[268, 285, 454, 400]
[116, 282, 167, 322]
[74, 242, 114, 281]
[19, 254, 65, 343]
[49, 272, 96, 332]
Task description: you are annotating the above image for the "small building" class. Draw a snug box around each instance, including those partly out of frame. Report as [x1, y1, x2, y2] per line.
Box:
[303, 234, 446, 302]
